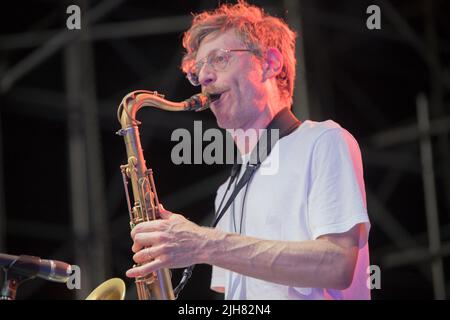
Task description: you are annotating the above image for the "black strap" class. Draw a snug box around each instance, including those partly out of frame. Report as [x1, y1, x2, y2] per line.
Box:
[174, 107, 301, 298]
[211, 107, 301, 228]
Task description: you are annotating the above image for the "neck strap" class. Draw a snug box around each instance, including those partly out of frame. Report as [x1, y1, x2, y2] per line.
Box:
[212, 107, 301, 228]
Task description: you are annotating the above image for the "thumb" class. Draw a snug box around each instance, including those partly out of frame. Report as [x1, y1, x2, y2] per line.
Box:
[158, 203, 172, 219]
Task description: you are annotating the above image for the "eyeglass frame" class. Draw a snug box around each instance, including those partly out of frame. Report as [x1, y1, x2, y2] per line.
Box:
[186, 48, 257, 86]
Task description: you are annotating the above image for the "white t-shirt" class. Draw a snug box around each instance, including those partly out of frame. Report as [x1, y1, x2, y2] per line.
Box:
[210, 120, 371, 300]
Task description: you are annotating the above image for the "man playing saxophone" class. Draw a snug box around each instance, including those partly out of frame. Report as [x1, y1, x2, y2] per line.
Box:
[126, 1, 371, 300]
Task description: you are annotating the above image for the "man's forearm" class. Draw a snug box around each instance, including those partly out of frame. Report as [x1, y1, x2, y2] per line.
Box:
[200, 228, 355, 289]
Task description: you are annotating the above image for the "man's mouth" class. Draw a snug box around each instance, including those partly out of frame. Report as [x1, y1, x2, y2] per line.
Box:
[208, 92, 222, 103]
[208, 91, 227, 105]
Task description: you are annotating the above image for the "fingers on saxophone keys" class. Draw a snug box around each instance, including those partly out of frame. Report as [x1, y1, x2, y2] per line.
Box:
[133, 247, 155, 264]
[132, 232, 162, 253]
[126, 260, 162, 278]
[131, 220, 165, 239]
[131, 242, 142, 253]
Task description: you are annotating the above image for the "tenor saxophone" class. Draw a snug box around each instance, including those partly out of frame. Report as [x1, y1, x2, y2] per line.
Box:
[114, 90, 213, 300]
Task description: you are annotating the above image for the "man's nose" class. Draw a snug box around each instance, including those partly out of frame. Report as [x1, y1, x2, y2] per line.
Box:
[198, 64, 216, 87]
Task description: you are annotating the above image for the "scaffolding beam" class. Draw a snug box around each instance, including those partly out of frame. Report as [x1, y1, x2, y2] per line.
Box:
[283, 0, 310, 119]
[416, 94, 446, 299]
[0, 0, 125, 93]
[370, 116, 450, 148]
[64, 1, 109, 298]
[0, 110, 5, 252]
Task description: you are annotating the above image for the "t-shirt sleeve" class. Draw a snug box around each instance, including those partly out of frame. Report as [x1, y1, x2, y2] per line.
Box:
[308, 128, 370, 241]
[210, 265, 226, 293]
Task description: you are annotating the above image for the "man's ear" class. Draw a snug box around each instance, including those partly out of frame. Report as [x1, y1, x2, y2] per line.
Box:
[262, 47, 283, 81]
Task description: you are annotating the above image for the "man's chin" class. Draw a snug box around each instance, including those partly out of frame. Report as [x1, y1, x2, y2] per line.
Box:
[215, 116, 234, 130]
[211, 107, 240, 129]
[215, 118, 228, 129]
[211, 108, 227, 127]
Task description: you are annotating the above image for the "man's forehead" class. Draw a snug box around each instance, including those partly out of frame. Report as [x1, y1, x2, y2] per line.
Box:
[195, 30, 244, 61]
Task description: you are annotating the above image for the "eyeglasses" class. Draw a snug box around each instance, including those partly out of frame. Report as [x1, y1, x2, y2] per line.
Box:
[186, 48, 253, 86]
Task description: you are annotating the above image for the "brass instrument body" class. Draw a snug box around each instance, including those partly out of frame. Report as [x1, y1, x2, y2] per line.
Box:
[115, 90, 211, 300]
[86, 278, 126, 300]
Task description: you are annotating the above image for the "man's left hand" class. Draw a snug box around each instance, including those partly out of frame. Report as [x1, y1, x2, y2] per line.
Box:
[126, 205, 210, 278]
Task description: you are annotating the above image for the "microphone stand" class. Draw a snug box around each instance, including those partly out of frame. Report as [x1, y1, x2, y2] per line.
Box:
[1, 255, 39, 300]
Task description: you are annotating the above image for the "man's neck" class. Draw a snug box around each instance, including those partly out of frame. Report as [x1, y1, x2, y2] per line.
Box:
[228, 106, 281, 155]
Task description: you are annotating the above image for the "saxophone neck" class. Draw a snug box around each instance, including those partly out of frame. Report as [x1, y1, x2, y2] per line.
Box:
[117, 90, 211, 129]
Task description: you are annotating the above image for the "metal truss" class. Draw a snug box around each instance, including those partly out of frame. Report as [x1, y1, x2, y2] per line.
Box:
[0, 0, 449, 300]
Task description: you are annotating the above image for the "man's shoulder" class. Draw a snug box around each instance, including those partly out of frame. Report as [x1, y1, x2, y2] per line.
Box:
[289, 119, 347, 145]
[300, 119, 342, 132]
[284, 119, 362, 161]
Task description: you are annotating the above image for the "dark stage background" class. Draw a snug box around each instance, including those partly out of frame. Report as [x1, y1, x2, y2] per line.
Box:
[0, 0, 449, 300]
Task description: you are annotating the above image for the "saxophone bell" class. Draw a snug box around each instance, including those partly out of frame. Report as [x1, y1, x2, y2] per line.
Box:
[86, 278, 126, 300]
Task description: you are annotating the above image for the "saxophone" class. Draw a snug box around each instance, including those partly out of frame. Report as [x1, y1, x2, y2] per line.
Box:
[113, 90, 213, 300]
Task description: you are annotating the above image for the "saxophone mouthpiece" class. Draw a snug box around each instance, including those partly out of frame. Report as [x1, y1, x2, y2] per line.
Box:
[184, 93, 211, 112]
